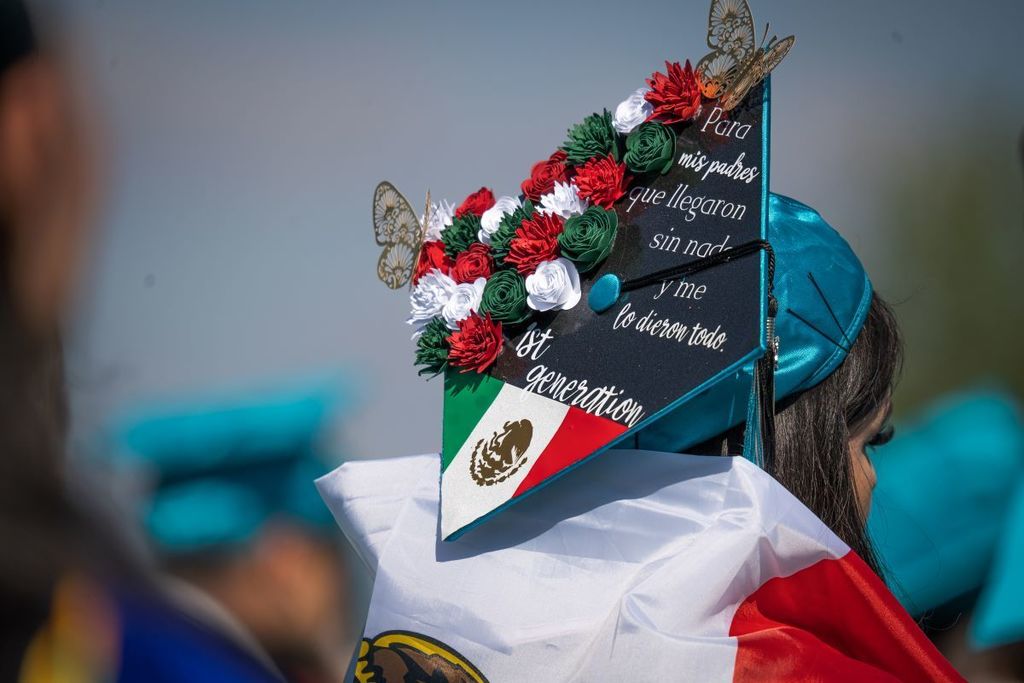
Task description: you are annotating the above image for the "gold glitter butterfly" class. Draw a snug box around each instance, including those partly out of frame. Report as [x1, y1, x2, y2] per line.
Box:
[372, 182, 429, 289]
[696, 0, 794, 111]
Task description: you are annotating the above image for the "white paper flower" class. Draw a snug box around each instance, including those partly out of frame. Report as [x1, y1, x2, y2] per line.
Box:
[442, 277, 487, 329]
[422, 199, 455, 242]
[613, 87, 653, 134]
[537, 182, 588, 219]
[408, 268, 456, 332]
[478, 195, 521, 244]
[526, 258, 581, 312]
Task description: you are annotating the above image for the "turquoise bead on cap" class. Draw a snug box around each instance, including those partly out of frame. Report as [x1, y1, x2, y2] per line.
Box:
[588, 273, 623, 314]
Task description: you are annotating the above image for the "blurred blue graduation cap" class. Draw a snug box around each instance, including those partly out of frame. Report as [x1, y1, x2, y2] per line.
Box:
[973, 456, 1024, 648]
[867, 389, 1024, 648]
[109, 373, 351, 556]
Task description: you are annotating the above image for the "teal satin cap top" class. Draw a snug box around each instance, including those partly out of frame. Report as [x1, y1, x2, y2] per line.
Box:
[109, 374, 349, 554]
[866, 390, 1024, 646]
[635, 193, 873, 453]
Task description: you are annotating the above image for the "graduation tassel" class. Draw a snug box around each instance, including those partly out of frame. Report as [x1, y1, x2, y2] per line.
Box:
[742, 249, 778, 472]
[752, 296, 778, 472]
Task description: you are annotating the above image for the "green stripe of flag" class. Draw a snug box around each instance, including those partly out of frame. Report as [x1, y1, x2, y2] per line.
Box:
[441, 371, 504, 472]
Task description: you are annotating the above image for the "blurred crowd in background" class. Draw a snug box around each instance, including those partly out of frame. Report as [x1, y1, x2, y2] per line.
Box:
[1, 0, 1022, 681]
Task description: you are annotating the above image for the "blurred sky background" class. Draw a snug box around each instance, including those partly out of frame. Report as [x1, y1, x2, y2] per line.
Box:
[48, 0, 1024, 461]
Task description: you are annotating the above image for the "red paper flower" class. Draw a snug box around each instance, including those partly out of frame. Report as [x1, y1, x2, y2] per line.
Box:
[451, 242, 494, 283]
[505, 212, 564, 275]
[574, 155, 630, 209]
[645, 60, 702, 124]
[455, 187, 496, 218]
[448, 312, 503, 374]
[520, 150, 569, 202]
[412, 240, 452, 285]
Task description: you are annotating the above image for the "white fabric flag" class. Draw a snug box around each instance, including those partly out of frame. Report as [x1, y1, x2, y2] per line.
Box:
[318, 449, 962, 682]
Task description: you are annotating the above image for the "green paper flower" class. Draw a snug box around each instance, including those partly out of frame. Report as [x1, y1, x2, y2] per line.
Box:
[442, 214, 481, 259]
[414, 318, 450, 377]
[490, 200, 534, 262]
[624, 122, 676, 175]
[558, 206, 618, 273]
[479, 269, 530, 325]
[561, 110, 618, 165]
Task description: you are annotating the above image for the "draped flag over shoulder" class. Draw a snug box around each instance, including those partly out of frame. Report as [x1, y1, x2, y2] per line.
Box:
[317, 450, 963, 682]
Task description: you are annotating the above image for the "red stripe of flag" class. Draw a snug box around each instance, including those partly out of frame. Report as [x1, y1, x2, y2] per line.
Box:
[512, 407, 627, 499]
[730, 550, 964, 682]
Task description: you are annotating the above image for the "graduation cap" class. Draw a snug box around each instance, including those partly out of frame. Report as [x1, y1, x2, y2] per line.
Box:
[866, 390, 1024, 647]
[431, 84, 779, 540]
[107, 375, 349, 554]
[372, 0, 873, 540]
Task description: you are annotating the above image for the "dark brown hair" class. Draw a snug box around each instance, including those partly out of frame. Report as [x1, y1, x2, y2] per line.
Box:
[697, 293, 903, 575]
[773, 293, 902, 574]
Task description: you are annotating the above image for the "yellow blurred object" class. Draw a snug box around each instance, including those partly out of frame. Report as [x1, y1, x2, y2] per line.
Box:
[19, 575, 120, 683]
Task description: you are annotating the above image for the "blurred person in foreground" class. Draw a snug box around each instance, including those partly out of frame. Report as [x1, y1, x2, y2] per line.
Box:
[107, 379, 353, 683]
[0, 2, 280, 680]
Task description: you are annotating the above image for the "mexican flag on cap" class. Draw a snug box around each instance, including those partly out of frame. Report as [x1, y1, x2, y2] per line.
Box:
[440, 373, 628, 539]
